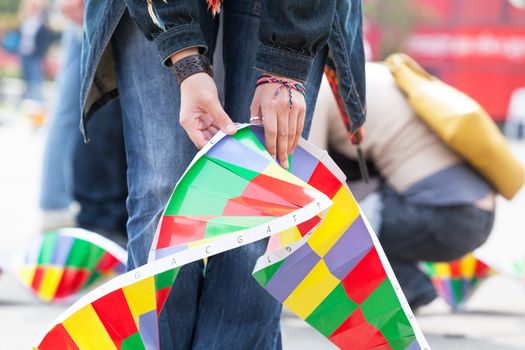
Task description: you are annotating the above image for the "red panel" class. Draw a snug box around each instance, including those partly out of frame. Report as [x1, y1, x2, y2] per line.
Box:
[156, 216, 212, 249]
[248, 174, 317, 207]
[54, 268, 90, 298]
[341, 248, 387, 304]
[156, 287, 172, 316]
[223, 196, 297, 217]
[95, 253, 120, 274]
[450, 261, 461, 279]
[475, 260, 491, 277]
[37, 323, 79, 350]
[297, 215, 322, 237]
[31, 266, 45, 290]
[308, 162, 342, 199]
[329, 308, 390, 350]
[92, 288, 138, 347]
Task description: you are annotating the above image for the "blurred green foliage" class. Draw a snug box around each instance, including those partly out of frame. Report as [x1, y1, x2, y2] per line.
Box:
[364, 0, 434, 59]
[0, 0, 20, 28]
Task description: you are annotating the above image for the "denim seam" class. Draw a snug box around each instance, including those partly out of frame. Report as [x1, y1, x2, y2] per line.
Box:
[329, 13, 366, 130]
[155, 24, 208, 66]
[154, 23, 201, 42]
[332, 15, 358, 106]
[81, 3, 126, 141]
[259, 44, 312, 62]
[254, 45, 313, 82]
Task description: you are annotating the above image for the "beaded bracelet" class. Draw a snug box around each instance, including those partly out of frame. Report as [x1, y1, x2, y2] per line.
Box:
[256, 75, 306, 109]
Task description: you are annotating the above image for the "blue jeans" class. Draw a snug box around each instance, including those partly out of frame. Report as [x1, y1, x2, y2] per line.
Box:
[41, 25, 128, 241]
[111, 3, 327, 348]
[73, 99, 128, 238]
[40, 26, 82, 210]
[21, 54, 44, 102]
[378, 186, 494, 305]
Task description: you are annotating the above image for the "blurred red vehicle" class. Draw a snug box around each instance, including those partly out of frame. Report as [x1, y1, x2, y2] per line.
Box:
[368, 0, 525, 125]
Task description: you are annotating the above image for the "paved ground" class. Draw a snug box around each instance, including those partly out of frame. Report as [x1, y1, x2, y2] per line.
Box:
[0, 89, 524, 349]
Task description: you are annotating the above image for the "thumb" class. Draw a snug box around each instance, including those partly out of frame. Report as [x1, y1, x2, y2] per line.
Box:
[205, 98, 236, 135]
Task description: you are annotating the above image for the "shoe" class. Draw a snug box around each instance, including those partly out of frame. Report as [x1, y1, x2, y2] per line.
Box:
[41, 202, 80, 230]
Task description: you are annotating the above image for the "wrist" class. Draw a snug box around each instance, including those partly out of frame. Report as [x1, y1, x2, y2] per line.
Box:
[172, 54, 213, 85]
[170, 47, 199, 65]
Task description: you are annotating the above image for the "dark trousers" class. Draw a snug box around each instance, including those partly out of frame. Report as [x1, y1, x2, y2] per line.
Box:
[378, 186, 495, 304]
[73, 99, 128, 242]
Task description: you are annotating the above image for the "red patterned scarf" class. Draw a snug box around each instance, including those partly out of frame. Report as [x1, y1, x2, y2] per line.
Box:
[207, 0, 222, 15]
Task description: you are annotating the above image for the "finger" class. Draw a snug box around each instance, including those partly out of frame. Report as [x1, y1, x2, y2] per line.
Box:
[261, 105, 278, 160]
[207, 125, 219, 135]
[293, 104, 306, 151]
[287, 106, 298, 155]
[276, 107, 289, 169]
[202, 129, 215, 142]
[188, 130, 208, 149]
[204, 96, 236, 135]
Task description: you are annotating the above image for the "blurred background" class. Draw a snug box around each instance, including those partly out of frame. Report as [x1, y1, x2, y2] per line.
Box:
[0, 0, 524, 349]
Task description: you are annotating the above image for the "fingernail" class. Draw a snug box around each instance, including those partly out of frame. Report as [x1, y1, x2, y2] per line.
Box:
[225, 124, 236, 134]
[271, 154, 277, 160]
[282, 159, 289, 169]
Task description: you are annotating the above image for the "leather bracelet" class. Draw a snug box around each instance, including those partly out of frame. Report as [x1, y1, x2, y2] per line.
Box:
[172, 54, 214, 85]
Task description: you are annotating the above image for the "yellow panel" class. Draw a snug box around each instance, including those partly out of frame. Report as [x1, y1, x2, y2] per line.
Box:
[262, 162, 316, 190]
[434, 263, 451, 278]
[18, 265, 37, 287]
[283, 261, 339, 319]
[459, 254, 476, 278]
[63, 304, 117, 350]
[307, 187, 359, 257]
[280, 227, 303, 246]
[122, 276, 156, 326]
[38, 267, 64, 302]
[187, 237, 216, 248]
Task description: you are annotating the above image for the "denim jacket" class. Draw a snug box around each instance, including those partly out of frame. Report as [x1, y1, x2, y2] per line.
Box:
[81, 0, 366, 139]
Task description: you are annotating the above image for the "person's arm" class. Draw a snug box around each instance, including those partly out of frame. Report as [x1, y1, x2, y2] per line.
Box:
[251, 0, 337, 168]
[124, 0, 208, 66]
[124, 1, 235, 148]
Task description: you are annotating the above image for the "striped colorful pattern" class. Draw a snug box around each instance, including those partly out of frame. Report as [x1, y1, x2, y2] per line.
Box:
[150, 126, 320, 261]
[253, 131, 426, 349]
[421, 254, 495, 311]
[34, 125, 428, 350]
[18, 229, 126, 303]
[35, 268, 179, 350]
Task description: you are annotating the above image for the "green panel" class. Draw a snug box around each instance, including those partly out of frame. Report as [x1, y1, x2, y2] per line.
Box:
[65, 239, 104, 269]
[164, 156, 252, 216]
[204, 216, 274, 238]
[84, 271, 102, 288]
[164, 185, 229, 216]
[360, 279, 414, 349]
[306, 283, 358, 337]
[121, 332, 146, 350]
[37, 233, 59, 264]
[420, 262, 435, 276]
[207, 157, 261, 181]
[155, 267, 180, 290]
[179, 157, 250, 197]
[253, 259, 285, 287]
[451, 278, 463, 305]
[232, 128, 273, 160]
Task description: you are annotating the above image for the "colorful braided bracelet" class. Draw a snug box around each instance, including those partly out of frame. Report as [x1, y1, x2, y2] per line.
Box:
[256, 75, 306, 109]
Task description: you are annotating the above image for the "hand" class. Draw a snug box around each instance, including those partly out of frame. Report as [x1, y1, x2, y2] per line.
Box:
[179, 72, 236, 148]
[250, 76, 306, 169]
[59, 0, 84, 25]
